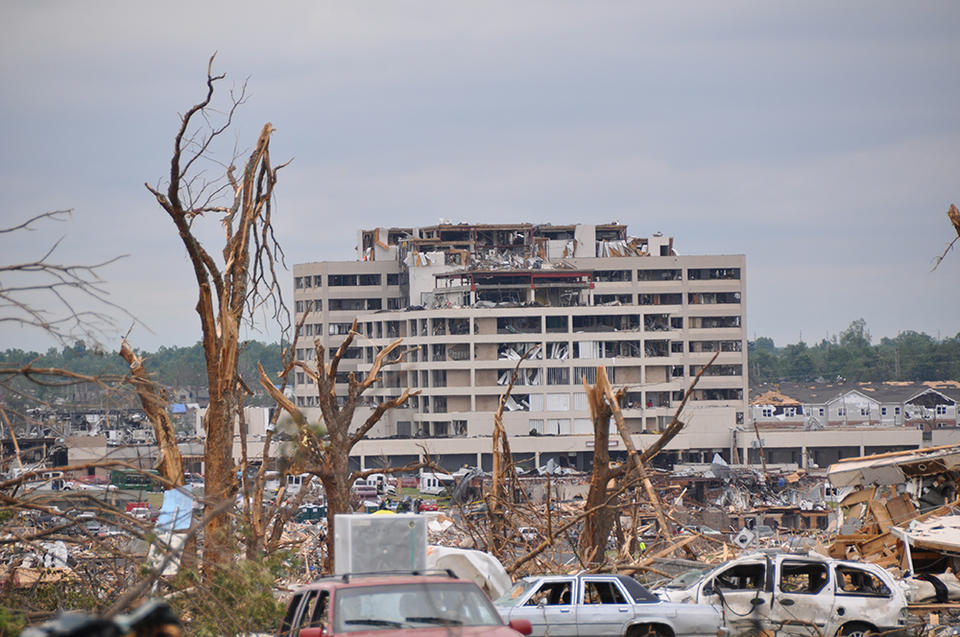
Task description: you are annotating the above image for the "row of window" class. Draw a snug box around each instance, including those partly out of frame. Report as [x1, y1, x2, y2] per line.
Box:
[295, 298, 406, 313]
[295, 273, 402, 288]
[295, 268, 741, 289]
[299, 316, 743, 341]
[292, 389, 743, 410]
[758, 405, 953, 418]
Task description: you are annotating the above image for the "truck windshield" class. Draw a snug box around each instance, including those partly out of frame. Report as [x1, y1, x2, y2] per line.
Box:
[334, 582, 502, 633]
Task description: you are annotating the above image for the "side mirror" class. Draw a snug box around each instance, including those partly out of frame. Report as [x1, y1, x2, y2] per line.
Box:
[510, 618, 533, 635]
[702, 581, 715, 595]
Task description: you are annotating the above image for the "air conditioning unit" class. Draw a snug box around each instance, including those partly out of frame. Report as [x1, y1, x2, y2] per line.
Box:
[334, 514, 427, 575]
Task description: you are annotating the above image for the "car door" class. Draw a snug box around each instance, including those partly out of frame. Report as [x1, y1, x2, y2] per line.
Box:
[772, 558, 833, 636]
[699, 558, 773, 635]
[832, 563, 899, 635]
[579, 577, 636, 636]
[511, 577, 579, 636]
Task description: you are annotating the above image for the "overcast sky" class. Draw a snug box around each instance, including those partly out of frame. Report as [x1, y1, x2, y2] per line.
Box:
[1, 2, 958, 353]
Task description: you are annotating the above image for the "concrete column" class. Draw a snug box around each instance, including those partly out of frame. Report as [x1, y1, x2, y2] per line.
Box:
[801, 446, 808, 470]
[476, 451, 482, 468]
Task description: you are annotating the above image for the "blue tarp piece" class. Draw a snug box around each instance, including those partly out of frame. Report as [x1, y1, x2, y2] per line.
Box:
[155, 488, 193, 533]
[169, 403, 187, 414]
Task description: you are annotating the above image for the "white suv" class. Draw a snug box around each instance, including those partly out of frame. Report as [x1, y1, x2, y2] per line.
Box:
[657, 551, 912, 637]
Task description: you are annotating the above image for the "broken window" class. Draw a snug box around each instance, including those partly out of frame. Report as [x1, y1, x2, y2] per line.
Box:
[329, 298, 365, 311]
[594, 294, 632, 305]
[688, 267, 741, 280]
[594, 269, 632, 282]
[497, 316, 542, 335]
[779, 561, 828, 595]
[714, 562, 765, 591]
[329, 323, 353, 335]
[524, 581, 574, 606]
[449, 344, 470, 361]
[328, 274, 357, 286]
[583, 580, 627, 604]
[694, 388, 743, 401]
[690, 315, 742, 329]
[386, 272, 400, 286]
[639, 293, 682, 305]
[547, 367, 569, 385]
[835, 566, 891, 597]
[644, 313, 671, 331]
[636, 268, 681, 281]
[357, 273, 381, 286]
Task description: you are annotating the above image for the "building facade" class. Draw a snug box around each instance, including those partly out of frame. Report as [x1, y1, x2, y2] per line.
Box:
[292, 223, 748, 471]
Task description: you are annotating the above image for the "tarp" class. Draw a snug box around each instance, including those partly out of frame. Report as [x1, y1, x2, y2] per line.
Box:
[155, 488, 193, 532]
[426, 546, 512, 599]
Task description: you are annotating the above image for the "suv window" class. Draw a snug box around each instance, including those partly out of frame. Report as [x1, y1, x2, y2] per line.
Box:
[715, 563, 765, 591]
[835, 565, 891, 597]
[779, 561, 828, 595]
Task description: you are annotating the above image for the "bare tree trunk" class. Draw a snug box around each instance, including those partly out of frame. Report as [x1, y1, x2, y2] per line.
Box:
[147, 57, 288, 578]
[119, 339, 184, 487]
[580, 377, 620, 564]
[258, 324, 418, 572]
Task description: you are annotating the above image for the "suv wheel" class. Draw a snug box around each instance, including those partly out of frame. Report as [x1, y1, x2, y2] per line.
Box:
[837, 622, 875, 637]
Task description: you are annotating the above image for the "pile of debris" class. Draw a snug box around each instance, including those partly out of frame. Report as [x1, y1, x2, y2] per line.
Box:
[826, 444, 960, 623]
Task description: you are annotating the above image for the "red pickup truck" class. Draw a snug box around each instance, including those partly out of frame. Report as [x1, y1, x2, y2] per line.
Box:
[279, 572, 531, 637]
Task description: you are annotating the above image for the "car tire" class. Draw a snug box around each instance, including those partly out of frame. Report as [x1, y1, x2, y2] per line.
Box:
[837, 622, 875, 637]
[626, 624, 672, 637]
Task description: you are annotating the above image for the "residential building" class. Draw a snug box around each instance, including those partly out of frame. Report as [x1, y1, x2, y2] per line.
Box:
[748, 381, 960, 468]
[292, 223, 748, 471]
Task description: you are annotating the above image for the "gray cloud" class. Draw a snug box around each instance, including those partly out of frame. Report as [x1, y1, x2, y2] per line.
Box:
[1, 1, 958, 352]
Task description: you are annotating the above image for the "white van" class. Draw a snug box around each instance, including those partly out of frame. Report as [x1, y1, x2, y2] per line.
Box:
[419, 471, 455, 496]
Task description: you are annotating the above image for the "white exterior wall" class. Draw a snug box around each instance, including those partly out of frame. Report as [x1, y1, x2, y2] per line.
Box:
[292, 239, 748, 465]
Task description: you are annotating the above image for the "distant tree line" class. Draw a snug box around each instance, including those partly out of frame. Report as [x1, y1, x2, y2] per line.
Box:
[749, 319, 960, 384]
[0, 340, 284, 407]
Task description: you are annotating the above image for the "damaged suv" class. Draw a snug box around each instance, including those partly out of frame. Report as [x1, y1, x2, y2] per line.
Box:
[657, 551, 911, 637]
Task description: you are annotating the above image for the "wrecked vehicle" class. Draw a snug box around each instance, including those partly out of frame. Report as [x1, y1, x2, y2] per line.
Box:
[495, 573, 723, 637]
[657, 551, 911, 637]
[278, 572, 532, 636]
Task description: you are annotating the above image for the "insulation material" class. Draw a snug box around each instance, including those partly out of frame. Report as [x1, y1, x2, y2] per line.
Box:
[578, 341, 601, 358]
[547, 343, 568, 359]
[526, 369, 542, 386]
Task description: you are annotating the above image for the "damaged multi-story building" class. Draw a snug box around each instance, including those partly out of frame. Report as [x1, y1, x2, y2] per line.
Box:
[292, 222, 748, 471]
